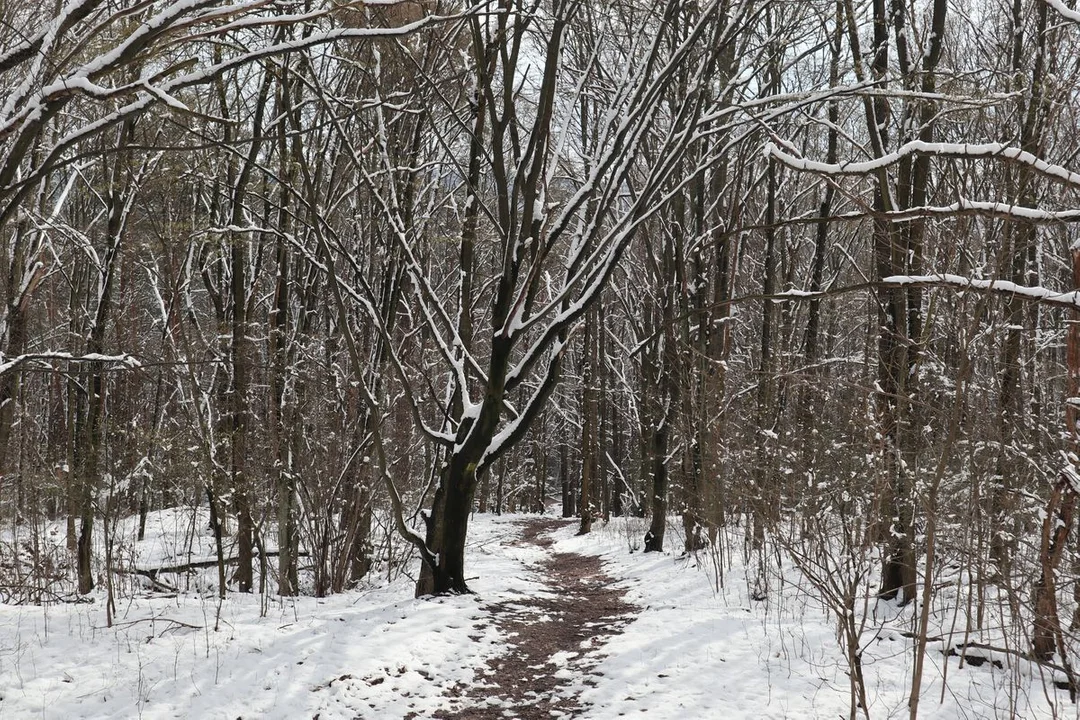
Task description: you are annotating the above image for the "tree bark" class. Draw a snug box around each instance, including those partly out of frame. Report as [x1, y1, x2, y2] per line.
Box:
[579, 306, 598, 535]
[644, 423, 670, 553]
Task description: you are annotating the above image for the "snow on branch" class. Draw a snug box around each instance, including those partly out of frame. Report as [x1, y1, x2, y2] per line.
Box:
[1, 3, 463, 205]
[286, 235, 455, 448]
[852, 200, 1080, 224]
[1046, 0, 1080, 24]
[882, 274, 1080, 310]
[765, 140, 1080, 187]
[0, 351, 140, 377]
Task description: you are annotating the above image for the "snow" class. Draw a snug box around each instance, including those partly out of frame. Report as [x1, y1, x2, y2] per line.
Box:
[0, 509, 508, 720]
[836, 200, 1080, 224]
[0, 351, 139, 376]
[1047, 0, 1080, 23]
[883, 273, 1080, 310]
[766, 140, 1080, 188]
[548, 519, 1070, 720]
[774, 288, 820, 298]
[0, 510, 1072, 719]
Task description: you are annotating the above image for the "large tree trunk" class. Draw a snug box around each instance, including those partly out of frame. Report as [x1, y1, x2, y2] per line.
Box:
[642, 216, 681, 553]
[0, 222, 39, 481]
[75, 359, 106, 595]
[797, 11, 840, 528]
[855, 0, 921, 603]
[875, 220, 917, 603]
[994, 0, 1051, 577]
[1032, 206, 1080, 662]
[74, 139, 130, 594]
[1033, 479, 1076, 661]
[271, 83, 299, 595]
[416, 457, 478, 596]
[753, 155, 780, 556]
[220, 68, 273, 595]
[560, 440, 574, 518]
[341, 478, 373, 588]
[230, 226, 254, 594]
[644, 424, 669, 553]
[578, 306, 598, 535]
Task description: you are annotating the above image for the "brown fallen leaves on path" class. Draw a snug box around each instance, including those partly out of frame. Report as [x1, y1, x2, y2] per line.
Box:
[430, 517, 633, 720]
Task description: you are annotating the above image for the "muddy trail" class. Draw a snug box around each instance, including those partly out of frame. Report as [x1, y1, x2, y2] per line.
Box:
[431, 517, 634, 720]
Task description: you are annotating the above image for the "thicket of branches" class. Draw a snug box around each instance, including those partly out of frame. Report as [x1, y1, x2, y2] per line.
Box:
[5, 0, 1080, 709]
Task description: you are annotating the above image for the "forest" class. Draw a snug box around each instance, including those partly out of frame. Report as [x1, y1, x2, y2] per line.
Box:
[3, 0, 1080, 717]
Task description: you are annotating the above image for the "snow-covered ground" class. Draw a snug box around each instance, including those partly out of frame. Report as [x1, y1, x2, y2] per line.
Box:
[551, 518, 1073, 720]
[0, 509, 1073, 719]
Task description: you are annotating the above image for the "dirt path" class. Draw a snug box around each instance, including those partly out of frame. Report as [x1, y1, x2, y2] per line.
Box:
[432, 517, 633, 720]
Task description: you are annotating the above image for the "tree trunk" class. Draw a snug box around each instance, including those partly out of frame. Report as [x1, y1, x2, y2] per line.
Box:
[1032, 226, 1080, 662]
[994, 0, 1050, 576]
[345, 481, 373, 586]
[579, 307, 598, 535]
[230, 226, 254, 593]
[271, 101, 298, 595]
[534, 433, 546, 513]
[644, 424, 669, 553]
[0, 220, 42, 484]
[753, 155, 780, 553]
[1033, 480, 1075, 661]
[416, 457, 477, 596]
[560, 440, 574, 517]
[74, 139, 129, 593]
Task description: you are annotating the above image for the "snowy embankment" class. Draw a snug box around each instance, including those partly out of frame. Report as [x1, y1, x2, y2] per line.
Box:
[0, 510, 520, 720]
[0, 509, 1072, 719]
[549, 517, 1070, 720]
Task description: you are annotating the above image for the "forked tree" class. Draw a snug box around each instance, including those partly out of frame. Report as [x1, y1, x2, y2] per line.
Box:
[303, 0, 754, 594]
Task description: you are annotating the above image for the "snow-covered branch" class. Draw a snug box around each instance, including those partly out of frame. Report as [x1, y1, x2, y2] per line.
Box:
[882, 274, 1080, 310]
[0, 351, 140, 377]
[766, 139, 1080, 188]
[1045, 0, 1080, 24]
